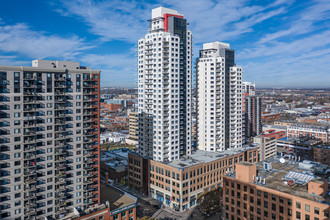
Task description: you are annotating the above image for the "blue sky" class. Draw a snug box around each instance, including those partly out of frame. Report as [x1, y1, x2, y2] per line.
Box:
[0, 0, 329, 88]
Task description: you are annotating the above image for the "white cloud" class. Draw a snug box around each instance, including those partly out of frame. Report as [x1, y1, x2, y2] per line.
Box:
[0, 21, 89, 59]
[56, 0, 153, 42]
[56, 0, 289, 44]
[0, 55, 30, 66]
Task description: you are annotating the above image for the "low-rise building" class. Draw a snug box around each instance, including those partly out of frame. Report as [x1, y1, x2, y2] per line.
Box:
[63, 183, 137, 220]
[254, 135, 277, 161]
[101, 132, 129, 144]
[313, 145, 330, 167]
[274, 121, 294, 127]
[128, 146, 259, 211]
[100, 148, 133, 182]
[223, 159, 330, 220]
[287, 124, 330, 143]
[262, 130, 286, 139]
[101, 103, 123, 111]
[262, 112, 281, 122]
[276, 137, 321, 161]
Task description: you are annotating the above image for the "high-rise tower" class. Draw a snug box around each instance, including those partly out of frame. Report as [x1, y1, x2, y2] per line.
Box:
[0, 60, 100, 220]
[137, 7, 192, 162]
[196, 42, 243, 151]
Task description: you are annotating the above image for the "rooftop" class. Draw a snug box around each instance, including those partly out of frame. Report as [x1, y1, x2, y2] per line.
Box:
[100, 183, 137, 212]
[278, 137, 321, 146]
[167, 146, 257, 169]
[227, 157, 330, 205]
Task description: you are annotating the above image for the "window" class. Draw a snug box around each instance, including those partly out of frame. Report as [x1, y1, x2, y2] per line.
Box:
[264, 201, 268, 209]
[305, 214, 310, 220]
[264, 192, 268, 199]
[296, 211, 301, 219]
[122, 212, 126, 217]
[296, 202, 301, 209]
[14, 112, 20, 118]
[305, 204, 310, 212]
[288, 199, 292, 206]
[314, 207, 319, 215]
[257, 190, 261, 196]
[272, 194, 276, 201]
[272, 203, 276, 211]
[279, 196, 284, 203]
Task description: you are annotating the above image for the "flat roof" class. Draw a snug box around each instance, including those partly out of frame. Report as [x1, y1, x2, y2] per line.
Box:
[0, 65, 100, 74]
[228, 158, 330, 205]
[100, 183, 137, 211]
[277, 137, 321, 146]
[166, 146, 257, 169]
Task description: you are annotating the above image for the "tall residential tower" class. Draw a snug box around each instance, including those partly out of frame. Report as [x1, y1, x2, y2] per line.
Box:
[137, 7, 192, 162]
[196, 42, 243, 151]
[0, 60, 100, 220]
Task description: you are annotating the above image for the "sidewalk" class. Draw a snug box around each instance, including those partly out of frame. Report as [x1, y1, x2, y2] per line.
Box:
[152, 205, 196, 220]
[112, 182, 157, 203]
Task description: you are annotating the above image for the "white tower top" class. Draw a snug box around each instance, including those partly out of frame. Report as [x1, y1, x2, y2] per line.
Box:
[203, 41, 231, 50]
[152, 7, 183, 19]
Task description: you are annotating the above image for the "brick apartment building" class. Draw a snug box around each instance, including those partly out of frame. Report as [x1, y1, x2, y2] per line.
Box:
[223, 159, 330, 220]
[261, 112, 281, 122]
[262, 130, 286, 140]
[287, 124, 330, 143]
[65, 183, 137, 220]
[128, 146, 258, 211]
[101, 103, 122, 111]
[313, 145, 330, 167]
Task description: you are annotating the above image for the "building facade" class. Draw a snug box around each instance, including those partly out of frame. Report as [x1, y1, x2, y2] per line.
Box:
[287, 124, 330, 143]
[196, 42, 243, 151]
[138, 7, 192, 161]
[128, 152, 150, 195]
[223, 160, 330, 220]
[253, 135, 277, 161]
[313, 145, 330, 167]
[0, 60, 101, 219]
[242, 82, 255, 96]
[128, 111, 139, 142]
[128, 146, 258, 212]
[244, 96, 262, 139]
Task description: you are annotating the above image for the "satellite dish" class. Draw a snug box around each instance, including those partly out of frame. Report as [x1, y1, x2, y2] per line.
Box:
[280, 158, 285, 163]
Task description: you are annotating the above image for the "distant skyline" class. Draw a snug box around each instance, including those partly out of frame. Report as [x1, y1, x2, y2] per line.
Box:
[1, 0, 330, 88]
